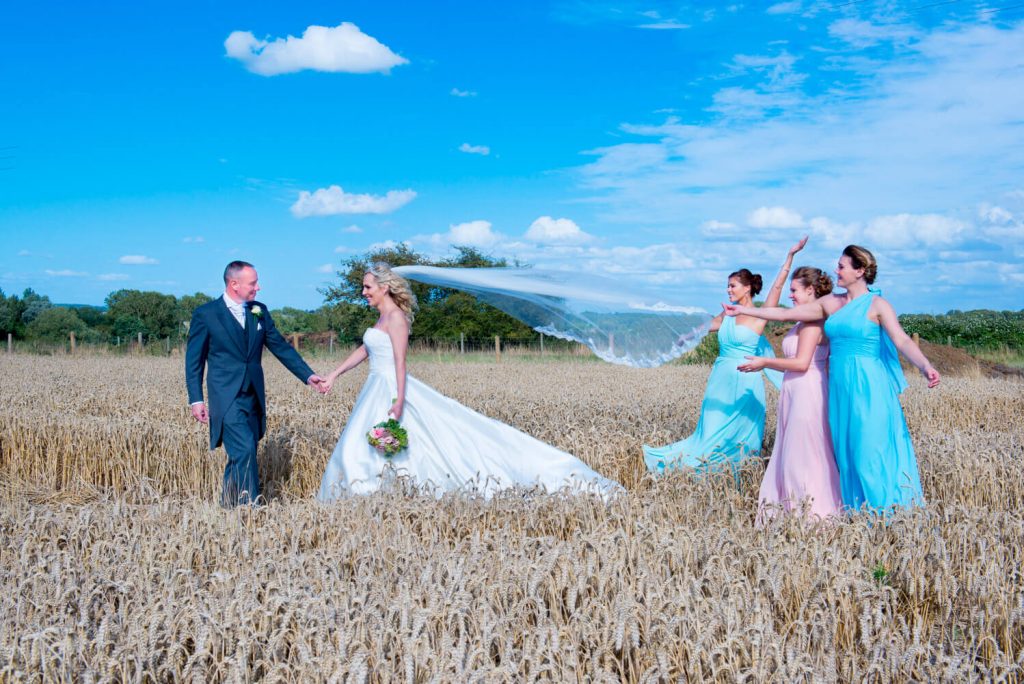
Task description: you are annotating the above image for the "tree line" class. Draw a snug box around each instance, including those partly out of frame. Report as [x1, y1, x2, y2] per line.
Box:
[3, 245, 1021, 352]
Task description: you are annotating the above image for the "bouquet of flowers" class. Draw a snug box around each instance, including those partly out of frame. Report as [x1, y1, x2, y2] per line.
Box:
[366, 417, 409, 457]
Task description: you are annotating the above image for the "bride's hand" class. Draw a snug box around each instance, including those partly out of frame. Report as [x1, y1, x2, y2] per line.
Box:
[389, 399, 404, 421]
[321, 373, 338, 393]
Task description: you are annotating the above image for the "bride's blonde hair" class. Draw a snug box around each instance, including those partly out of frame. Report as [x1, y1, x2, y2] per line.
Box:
[367, 262, 418, 323]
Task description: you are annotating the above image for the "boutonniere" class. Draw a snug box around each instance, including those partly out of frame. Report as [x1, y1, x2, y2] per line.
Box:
[250, 305, 262, 318]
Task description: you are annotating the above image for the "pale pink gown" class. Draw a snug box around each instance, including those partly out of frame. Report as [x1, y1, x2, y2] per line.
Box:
[757, 325, 843, 524]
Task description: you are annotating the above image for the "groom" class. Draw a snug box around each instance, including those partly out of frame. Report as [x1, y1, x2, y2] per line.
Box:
[185, 260, 326, 506]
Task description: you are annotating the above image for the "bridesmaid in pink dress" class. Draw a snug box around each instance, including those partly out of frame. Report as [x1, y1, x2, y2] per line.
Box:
[738, 266, 843, 524]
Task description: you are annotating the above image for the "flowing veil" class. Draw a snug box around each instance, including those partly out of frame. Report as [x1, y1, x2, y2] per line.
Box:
[393, 265, 712, 368]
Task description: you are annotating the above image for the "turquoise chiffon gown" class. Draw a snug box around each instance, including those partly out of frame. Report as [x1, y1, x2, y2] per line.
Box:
[824, 290, 924, 510]
[643, 316, 782, 473]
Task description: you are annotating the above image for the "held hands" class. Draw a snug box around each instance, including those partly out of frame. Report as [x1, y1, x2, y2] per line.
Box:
[307, 374, 330, 395]
[923, 366, 941, 389]
[191, 402, 209, 423]
[737, 356, 766, 373]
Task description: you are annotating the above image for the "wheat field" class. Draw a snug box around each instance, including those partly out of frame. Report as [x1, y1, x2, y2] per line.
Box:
[1, 353, 1022, 682]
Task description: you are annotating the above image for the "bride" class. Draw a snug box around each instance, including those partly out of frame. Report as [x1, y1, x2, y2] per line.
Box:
[317, 263, 621, 500]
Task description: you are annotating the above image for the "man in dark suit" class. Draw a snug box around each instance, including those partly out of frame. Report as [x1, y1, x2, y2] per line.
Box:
[185, 260, 326, 506]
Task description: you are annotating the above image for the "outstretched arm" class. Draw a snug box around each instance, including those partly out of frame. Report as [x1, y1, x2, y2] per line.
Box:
[261, 308, 322, 390]
[738, 323, 822, 373]
[874, 297, 941, 388]
[763, 235, 808, 308]
[322, 344, 369, 392]
[707, 312, 724, 333]
[723, 297, 828, 323]
[386, 312, 410, 420]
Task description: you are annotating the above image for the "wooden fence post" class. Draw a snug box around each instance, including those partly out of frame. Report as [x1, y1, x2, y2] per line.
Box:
[69, 331, 76, 353]
[291, 333, 300, 351]
[495, 335, 501, 362]
[912, 332, 920, 346]
[329, 332, 335, 354]
[460, 332, 465, 355]
[7, 332, 12, 354]
[539, 333, 544, 355]
[137, 332, 143, 350]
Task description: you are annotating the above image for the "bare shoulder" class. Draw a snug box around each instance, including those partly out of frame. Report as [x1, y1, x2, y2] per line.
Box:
[385, 309, 410, 332]
[819, 293, 845, 315]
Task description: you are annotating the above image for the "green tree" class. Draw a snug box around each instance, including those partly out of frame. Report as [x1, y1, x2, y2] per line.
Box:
[20, 288, 52, 324]
[320, 245, 536, 342]
[0, 289, 26, 337]
[105, 289, 179, 340]
[25, 307, 89, 343]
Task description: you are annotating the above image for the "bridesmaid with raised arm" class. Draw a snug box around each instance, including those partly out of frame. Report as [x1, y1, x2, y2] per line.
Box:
[737, 266, 842, 524]
[642, 238, 807, 475]
[724, 245, 940, 511]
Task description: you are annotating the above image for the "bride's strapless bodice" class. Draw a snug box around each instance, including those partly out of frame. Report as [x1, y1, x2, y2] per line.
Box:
[364, 328, 397, 376]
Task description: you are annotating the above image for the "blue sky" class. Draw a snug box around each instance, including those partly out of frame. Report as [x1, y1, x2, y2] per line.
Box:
[1, 0, 1022, 313]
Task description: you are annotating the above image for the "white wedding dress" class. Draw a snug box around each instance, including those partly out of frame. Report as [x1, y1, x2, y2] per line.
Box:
[318, 328, 620, 500]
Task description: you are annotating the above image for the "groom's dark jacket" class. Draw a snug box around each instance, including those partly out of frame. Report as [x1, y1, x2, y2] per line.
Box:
[185, 297, 314, 449]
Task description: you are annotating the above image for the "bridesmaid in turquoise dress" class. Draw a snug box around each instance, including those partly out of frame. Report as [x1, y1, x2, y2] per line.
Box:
[723, 245, 941, 511]
[643, 238, 807, 474]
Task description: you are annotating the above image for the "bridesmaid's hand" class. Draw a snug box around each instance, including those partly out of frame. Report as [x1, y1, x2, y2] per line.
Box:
[737, 356, 766, 373]
[722, 302, 744, 317]
[788, 235, 809, 257]
[923, 366, 941, 388]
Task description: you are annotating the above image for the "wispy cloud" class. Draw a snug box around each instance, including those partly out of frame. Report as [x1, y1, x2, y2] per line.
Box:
[119, 255, 159, 265]
[182, 236, 205, 243]
[225, 23, 408, 76]
[458, 143, 491, 156]
[637, 20, 690, 29]
[316, 263, 335, 273]
[45, 269, 88, 277]
[97, 273, 130, 281]
[342, 224, 363, 233]
[450, 88, 477, 97]
[291, 185, 416, 217]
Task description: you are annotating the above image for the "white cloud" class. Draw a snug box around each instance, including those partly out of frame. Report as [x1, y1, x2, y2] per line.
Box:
[334, 245, 350, 253]
[637, 20, 690, 30]
[97, 273, 129, 281]
[290, 185, 416, 217]
[767, 2, 802, 14]
[864, 213, 969, 248]
[450, 88, 477, 97]
[458, 143, 491, 156]
[700, 219, 740, 236]
[45, 269, 88, 277]
[316, 263, 335, 273]
[119, 255, 159, 265]
[980, 204, 1013, 224]
[225, 23, 407, 76]
[17, 250, 30, 257]
[367, 239, 410, 252]
[183, 236, 205, 243]
[448, 220, 501, 247]
[525, 216, 594, 244]
[747, 206, 805, 229]
[342, 224, 363, 233]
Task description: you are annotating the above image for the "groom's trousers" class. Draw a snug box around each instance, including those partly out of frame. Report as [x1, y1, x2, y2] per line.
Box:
[221, 387, 262, 506]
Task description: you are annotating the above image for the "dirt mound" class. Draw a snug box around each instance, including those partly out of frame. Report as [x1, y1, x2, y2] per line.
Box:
[764, 324, 1021, 380]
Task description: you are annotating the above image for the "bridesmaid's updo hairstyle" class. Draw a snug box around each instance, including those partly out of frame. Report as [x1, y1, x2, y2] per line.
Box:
[792, 266, 833, 298]
[842, 245, 878, 284]
[729, 268, 763, 297]
[367, 262, 419, 324]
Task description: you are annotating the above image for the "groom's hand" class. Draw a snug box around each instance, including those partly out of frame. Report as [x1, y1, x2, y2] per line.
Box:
[307, 374, 329, 394]
[191, 402, 209, 423]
